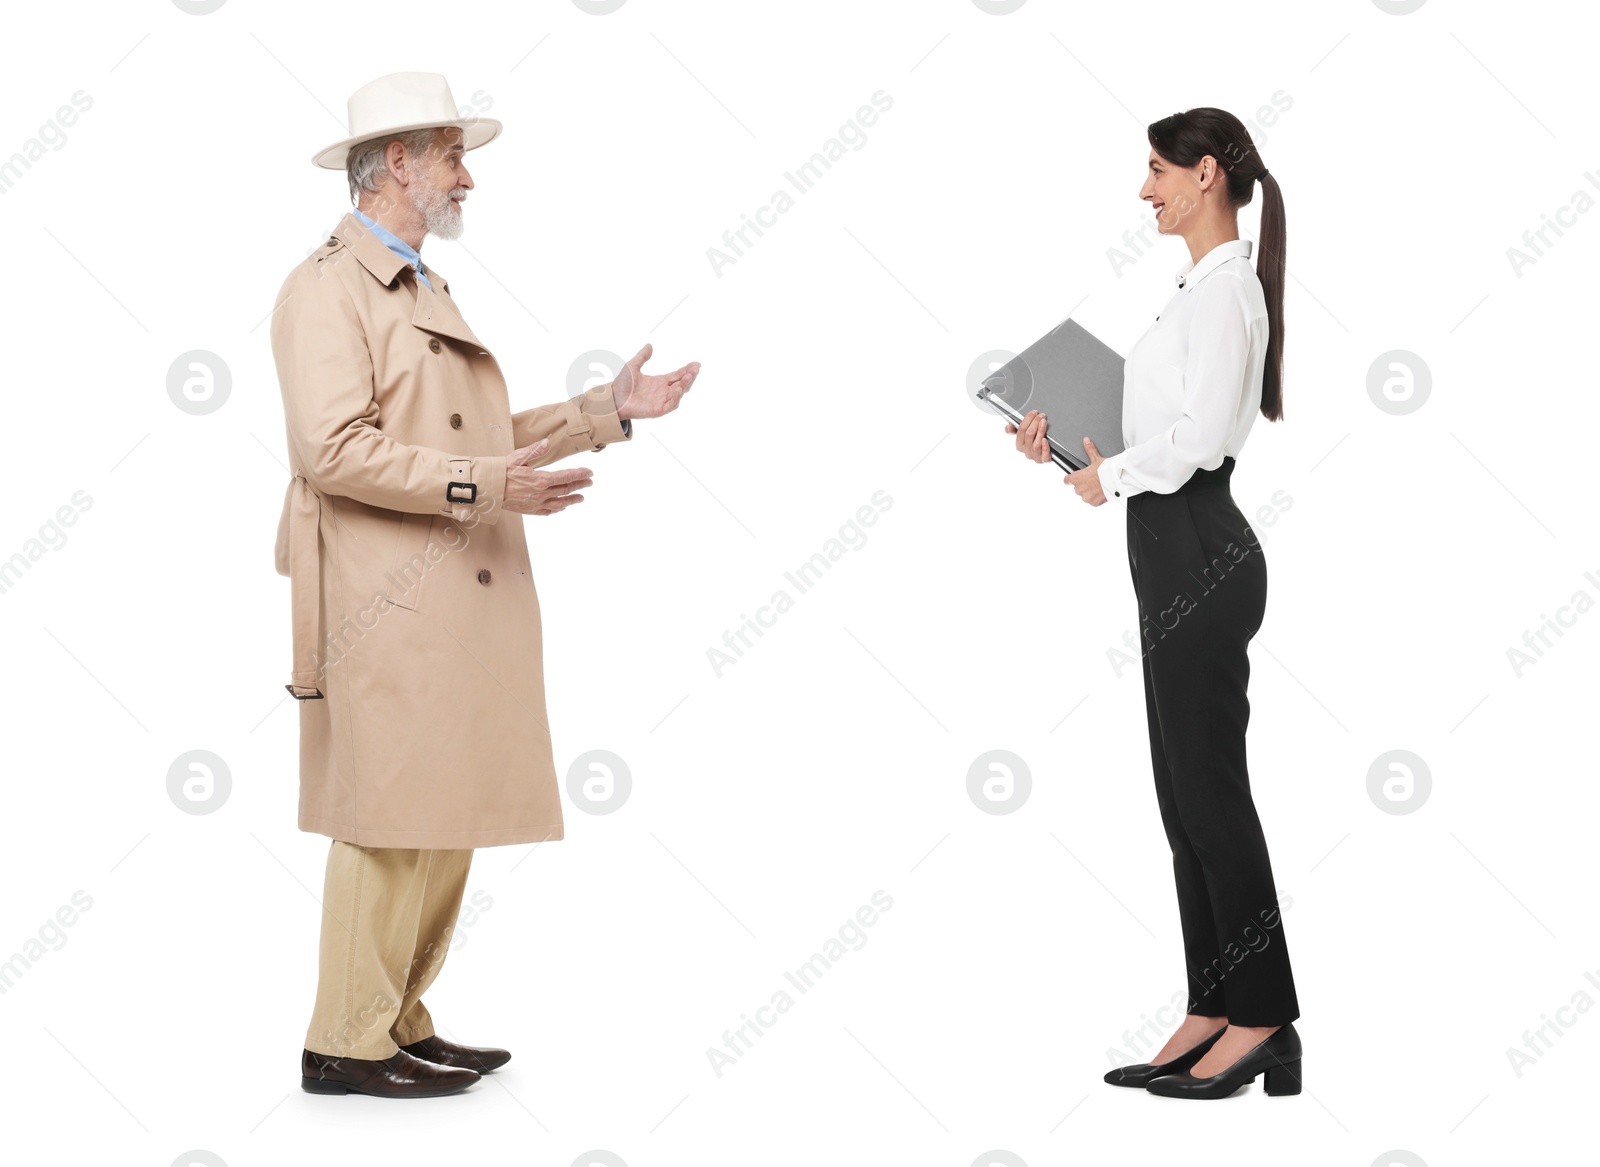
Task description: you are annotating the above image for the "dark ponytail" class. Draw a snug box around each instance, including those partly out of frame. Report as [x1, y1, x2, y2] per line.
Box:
[1147, 108, 1286, 422]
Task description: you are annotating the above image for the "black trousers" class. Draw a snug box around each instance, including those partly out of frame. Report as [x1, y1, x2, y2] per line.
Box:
[1125, 456, 1300, 1027]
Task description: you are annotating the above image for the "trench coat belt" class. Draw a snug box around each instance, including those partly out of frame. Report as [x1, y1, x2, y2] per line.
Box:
[283, 473, 325, 700]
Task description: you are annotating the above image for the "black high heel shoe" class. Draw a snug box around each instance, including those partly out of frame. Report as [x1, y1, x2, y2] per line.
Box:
[1144, 1022, 1302, 1099]
[1102, 1023, 1226, 1088]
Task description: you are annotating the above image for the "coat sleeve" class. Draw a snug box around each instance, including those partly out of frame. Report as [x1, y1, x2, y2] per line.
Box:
[510, 380, 633, 464]
[270, 265, 508, 525]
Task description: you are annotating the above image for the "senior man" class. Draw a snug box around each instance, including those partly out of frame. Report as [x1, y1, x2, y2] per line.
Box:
[271, 72, 698, 1099]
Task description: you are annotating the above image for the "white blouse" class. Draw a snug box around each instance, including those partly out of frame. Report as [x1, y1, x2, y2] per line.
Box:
[1095, 237, 1269, 500]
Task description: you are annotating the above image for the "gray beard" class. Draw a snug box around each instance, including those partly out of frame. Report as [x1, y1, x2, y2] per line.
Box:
[410, 179, 464, 241]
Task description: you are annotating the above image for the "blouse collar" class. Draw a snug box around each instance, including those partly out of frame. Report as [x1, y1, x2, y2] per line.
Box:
[1176, 237, 1253, 290]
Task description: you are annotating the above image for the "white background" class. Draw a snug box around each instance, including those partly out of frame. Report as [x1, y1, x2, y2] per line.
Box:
[2, 1, 1595, 1164]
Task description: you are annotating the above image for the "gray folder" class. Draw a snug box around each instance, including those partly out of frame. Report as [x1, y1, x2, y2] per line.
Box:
[977, 317, 1126, 473]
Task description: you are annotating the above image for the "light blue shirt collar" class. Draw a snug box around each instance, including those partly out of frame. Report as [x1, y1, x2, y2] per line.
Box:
[352, 206, 432, 290]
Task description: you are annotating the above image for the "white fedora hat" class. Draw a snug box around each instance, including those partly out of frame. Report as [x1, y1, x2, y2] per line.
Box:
[311, 71, 502, 170]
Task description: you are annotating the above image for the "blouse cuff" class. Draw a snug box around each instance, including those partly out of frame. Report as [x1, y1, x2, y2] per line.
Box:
[1098, 454, 1136, 501]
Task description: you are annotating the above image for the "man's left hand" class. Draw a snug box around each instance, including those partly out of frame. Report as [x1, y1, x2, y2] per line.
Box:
[612, 343, 700, 422]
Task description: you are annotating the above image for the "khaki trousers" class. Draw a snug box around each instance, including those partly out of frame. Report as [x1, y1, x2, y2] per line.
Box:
[304, 840, 473, 1059]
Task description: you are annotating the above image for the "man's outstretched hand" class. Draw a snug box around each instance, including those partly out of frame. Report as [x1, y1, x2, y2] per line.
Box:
[502, 344, 698, 517]
[611, 343, 699, 421]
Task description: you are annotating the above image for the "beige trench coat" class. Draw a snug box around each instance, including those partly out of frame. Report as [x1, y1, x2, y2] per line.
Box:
[270, 211, 629, 848]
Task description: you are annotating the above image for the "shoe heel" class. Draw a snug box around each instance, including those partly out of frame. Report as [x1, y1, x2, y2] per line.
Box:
[301, 1077, 349, 1095]
[1263, 1059, 1301, 1096]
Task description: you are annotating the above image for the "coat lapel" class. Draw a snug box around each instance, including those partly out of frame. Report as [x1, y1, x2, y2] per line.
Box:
[412, 275, 488, 352]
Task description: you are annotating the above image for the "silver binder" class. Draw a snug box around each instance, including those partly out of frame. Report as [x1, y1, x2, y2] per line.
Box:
[977, 317, 1126, 473]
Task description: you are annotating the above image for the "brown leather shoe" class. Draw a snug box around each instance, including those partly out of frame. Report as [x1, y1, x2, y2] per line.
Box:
[301, 1048, 479, 1097]
[399, 1033, 512, 1073]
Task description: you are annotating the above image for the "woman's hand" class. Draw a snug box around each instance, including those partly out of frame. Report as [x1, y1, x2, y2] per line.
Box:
[1003, 416, 1109, 507]
[1065, 437, 1107, 506]
[1004, 410, 1053, 464]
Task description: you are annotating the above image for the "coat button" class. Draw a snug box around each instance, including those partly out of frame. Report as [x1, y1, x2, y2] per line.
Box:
[450, 413, 463, 429]
[429, 338, 442, 353]
[477, 569, 492, 585]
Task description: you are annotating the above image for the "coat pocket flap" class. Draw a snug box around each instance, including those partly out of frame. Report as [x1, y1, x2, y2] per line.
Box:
[383, 511, 437, 611]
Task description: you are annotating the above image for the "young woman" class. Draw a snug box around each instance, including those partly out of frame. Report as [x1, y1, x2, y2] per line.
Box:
[1007, 107, 1302, 1100]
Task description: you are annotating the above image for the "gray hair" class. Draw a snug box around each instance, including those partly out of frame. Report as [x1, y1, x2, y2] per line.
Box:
[345, 127, 444, 203]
